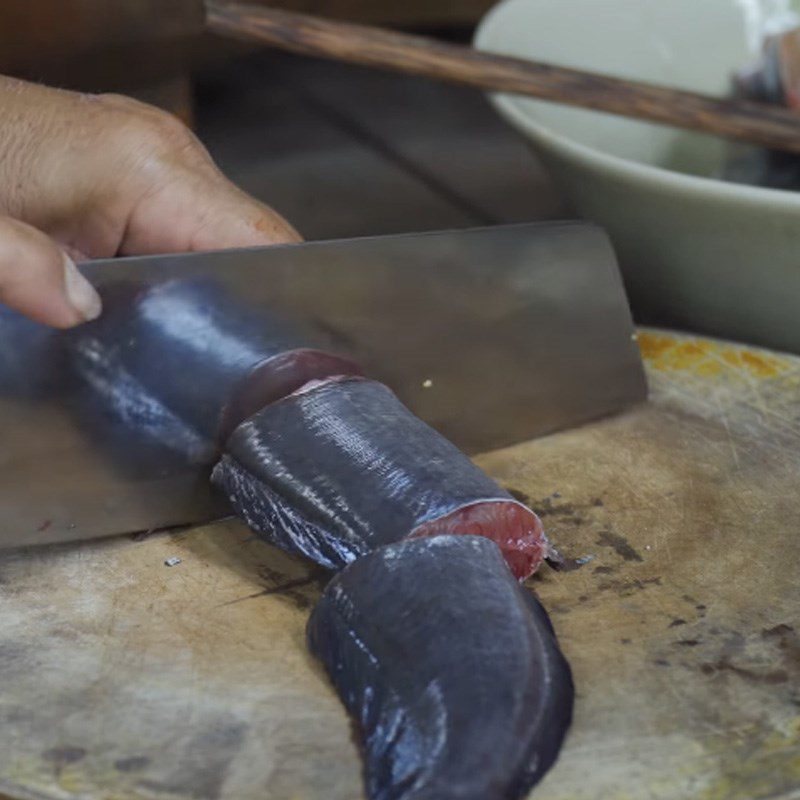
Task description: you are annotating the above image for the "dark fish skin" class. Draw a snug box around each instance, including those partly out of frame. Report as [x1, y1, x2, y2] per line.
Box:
[66, 333, 215, 464]
[63, 278, 359, 451]
[307, 535, 574, 800]
[104, 277, 307, 441]
[56, 279, 573, 796]
[212, 378, 524, 571]
[216, 348, 363, 445]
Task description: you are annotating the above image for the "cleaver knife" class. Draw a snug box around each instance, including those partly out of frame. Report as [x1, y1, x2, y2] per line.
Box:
[0, 222, 646, 549]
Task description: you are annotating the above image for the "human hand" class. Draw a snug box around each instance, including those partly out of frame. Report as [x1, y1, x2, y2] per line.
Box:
[0, 76, 300, 328]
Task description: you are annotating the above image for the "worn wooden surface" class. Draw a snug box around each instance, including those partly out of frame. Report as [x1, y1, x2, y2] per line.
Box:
[0, 330, 798, 800]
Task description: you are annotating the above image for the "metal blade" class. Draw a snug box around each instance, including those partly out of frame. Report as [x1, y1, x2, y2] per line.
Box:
[0, 222, 646, 549]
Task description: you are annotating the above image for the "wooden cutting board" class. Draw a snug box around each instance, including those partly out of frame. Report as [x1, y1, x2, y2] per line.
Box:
[1, 329, 798, 800]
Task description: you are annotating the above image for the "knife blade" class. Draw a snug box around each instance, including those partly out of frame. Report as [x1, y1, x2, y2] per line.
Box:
[0, 222, 646, 549]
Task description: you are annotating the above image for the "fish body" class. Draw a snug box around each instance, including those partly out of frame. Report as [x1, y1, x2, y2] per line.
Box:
[213, 378, 547, 578]
[308, 535, 574, 800]
[66, 333, 215, 464]
[61, 280, 573, 798]
[115, 276, 308, 439]
[64, 278, 359, 452]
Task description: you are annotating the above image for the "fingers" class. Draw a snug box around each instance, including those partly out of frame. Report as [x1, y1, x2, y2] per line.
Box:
[188, 184, 303, 251]
[0, 215, 101, 328]
[0, 80, 301, 264]
[121, 164, 302, 257]
[107, 106, 302, 255]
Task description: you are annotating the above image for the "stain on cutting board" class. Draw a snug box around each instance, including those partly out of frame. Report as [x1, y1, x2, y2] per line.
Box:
[1, 329, 799, 800]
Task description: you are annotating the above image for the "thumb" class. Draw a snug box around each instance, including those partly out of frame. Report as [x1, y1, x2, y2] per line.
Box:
[0, 215, 101, 328]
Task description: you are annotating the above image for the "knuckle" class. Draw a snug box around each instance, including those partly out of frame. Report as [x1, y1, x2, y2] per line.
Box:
[142, 111, 195, 151]
[97, 93, 201, 159]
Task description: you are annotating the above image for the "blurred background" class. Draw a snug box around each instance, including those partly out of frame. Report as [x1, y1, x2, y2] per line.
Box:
[0, 1, 565, 243]
[4, 1, 800, 352]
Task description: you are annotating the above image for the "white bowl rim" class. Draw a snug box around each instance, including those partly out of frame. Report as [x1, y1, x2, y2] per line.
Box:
[474, 0, 800, 211]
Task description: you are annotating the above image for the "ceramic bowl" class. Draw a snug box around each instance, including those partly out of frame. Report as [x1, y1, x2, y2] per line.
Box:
[476, 0, 800, 352]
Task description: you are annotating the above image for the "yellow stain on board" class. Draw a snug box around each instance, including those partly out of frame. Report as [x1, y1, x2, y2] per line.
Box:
[637, 332, 791, 380]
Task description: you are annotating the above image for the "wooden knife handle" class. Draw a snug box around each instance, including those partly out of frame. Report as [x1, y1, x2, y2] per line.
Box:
[205, 1, 800, 154]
